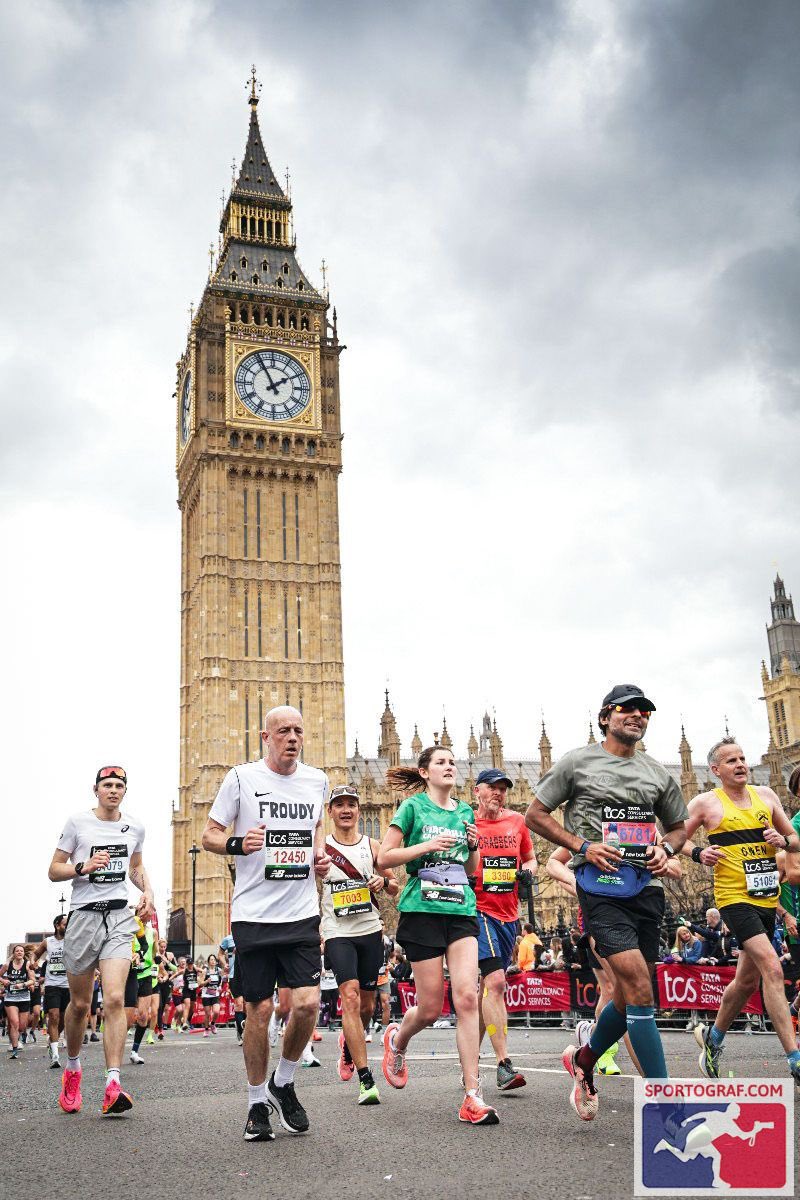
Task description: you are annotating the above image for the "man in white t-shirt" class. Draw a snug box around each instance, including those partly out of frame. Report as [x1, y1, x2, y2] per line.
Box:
[203, 706, 331, 1143]
[48, 765, 154, 1118]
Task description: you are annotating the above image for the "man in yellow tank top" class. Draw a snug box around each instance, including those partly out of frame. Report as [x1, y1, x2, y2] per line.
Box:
[682, 737, 800, 1087]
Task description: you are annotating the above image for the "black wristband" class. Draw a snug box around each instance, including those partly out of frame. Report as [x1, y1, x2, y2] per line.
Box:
[691, 846, 703, 864]
[226, 837, 245, 856]
[785, 835, 791, 851]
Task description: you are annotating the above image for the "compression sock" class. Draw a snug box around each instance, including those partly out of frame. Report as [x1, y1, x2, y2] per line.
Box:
[132, 1024, 146, 1051]
[274, 1056, 299, 1087]
[580, 1001, 628, 1069]
[248, 1081, 266, 1107]
[235, 1011, 245, 1035]
[626, 1005, 668, 1078]
[106, 1067, 120, 1087]
[357, 1065, 374, 1087]
[709, 1025, 725, 1048]
[67, 1055, 81, 1072]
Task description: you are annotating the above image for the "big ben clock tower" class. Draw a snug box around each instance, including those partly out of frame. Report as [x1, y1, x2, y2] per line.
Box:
[172, 71, 347, 944]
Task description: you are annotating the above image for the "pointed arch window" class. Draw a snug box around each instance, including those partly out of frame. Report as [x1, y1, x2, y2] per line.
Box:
[282, 262, 290, 275]
[261, 259, 269, 272]
[252, 274, 259, 284]
[230, 271, 238, 282]
[240, 256, 248, 269]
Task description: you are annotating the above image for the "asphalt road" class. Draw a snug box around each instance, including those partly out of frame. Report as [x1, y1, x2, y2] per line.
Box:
[1, 1024, 797, 1199]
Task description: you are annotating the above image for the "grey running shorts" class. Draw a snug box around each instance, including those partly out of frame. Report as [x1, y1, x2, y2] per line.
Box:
[64, 907, 139, 976]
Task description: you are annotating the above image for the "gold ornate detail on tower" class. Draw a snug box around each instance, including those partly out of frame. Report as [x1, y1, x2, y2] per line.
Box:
[538, 719, 552, 775]
[172, 78, 346, 947]
[490, 717, 504, 770]
[678, 724, 699, 802]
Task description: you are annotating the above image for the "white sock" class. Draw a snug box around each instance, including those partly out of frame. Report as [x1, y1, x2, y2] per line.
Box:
[50, 1041, 59, 1053]
[274, 1055, 299, 1087]
[248, 1081, 266, 1107]
[106, 1067, 120, 1087]
[67, 1056, 81, 1072]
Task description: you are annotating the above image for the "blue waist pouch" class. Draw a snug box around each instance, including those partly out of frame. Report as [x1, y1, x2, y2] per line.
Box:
[576, 861, 652, 899]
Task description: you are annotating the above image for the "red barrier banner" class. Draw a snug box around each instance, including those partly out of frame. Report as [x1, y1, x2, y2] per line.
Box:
[396, 972, 570, 1015]
[396, 982, 453, 1015]
[656, 963, 763, 1015]
[505, 970, 572, 1013]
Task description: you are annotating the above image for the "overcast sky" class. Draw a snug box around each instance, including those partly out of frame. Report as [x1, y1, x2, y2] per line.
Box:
[1, 0, 798, 947]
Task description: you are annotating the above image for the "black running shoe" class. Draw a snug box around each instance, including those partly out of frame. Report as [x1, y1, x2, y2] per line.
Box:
[268, 1072, 310, 1134]
[243, 1101, 275, 1142]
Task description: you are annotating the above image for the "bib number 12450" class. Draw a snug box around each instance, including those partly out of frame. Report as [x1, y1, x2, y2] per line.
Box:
[264, 830, 312, 881]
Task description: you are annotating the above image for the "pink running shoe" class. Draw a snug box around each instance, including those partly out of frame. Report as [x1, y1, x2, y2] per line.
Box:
[381, 1023, 408, 1089]
[58, 1067, 82, 1114]
[562, 1044, 598, 1122]
[337, 1031, 355, 1081]
[102, 1078, 133, 1116]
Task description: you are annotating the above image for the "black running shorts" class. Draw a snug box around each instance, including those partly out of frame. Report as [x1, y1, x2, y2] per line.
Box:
[396, 912, 479, 962]
[719, 902, 776, 947]
[124, 967, 139, 1009]
[44, 986, 70, 1014]
[228, 967, 242, 999]
[576, 884, 665, 962]
[232, 916, 322, 1001]
[137, 976, 154, 999]
[324, 930, 383, 990]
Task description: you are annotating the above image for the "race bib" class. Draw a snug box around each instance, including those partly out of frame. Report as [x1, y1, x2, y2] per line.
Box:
[482, 855, 516, 893]
[743, 858, 779, 899]
[601, 803, 656, 867]
[420, 878, 465, 906]
[331, 879, 372, 918]
[89, 842, 129, 884]
[49, 956, 66, 977]
[264, 829, 312, 880]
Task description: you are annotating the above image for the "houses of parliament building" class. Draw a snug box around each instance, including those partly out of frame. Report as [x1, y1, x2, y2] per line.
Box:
[170, 75, 800, 949]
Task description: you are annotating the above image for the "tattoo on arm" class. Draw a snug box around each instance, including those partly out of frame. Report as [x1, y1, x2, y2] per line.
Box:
[129, 866, 145, 892]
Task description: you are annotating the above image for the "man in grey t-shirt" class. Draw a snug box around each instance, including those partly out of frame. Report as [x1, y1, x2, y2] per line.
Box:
[526, 684, 687, 1121]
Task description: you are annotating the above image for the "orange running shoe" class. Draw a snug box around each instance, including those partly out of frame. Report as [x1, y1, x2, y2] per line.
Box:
[458, 1093, 500, 1125]
[381, 1023, 408, 1089]
[312, 1030, 323, 1043]
[58, 1067, 82, 1114]
[337, 1032, 355, 1081]
[562, 1044, 598, 1122]
[102, 1078, 133, 1116]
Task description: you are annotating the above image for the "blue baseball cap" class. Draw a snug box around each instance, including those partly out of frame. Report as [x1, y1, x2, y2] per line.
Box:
[475, 768, 513, 788]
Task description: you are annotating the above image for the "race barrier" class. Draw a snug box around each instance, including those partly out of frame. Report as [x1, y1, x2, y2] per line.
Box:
[395, 963, 766, 1018]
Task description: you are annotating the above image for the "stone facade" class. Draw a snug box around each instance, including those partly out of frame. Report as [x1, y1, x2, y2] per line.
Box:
[172, 77, 346, 945]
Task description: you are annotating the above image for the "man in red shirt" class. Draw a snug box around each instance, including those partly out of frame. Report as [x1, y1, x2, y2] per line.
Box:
[473, 769, 538, 1091]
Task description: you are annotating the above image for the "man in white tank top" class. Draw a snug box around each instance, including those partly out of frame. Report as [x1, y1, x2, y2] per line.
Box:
[30, 914, 70, 1069]
[321, 785, 400, 1105]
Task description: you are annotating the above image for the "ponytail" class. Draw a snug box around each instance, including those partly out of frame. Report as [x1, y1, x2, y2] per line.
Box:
[386, 745, 444, 792]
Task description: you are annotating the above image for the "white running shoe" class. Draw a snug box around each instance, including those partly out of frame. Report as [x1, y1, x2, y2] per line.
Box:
[575, 1019, 594, 1049]
[129, 1050, 145, 1065]
[301, 1042, 321, 1068]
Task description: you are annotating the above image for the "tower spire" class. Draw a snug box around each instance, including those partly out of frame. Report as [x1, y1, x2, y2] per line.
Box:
[247, 64, 261, 108]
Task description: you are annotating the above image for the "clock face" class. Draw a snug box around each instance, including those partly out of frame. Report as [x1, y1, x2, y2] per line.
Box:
[180, 371, 192, 445]
[234, 350, 311, 422]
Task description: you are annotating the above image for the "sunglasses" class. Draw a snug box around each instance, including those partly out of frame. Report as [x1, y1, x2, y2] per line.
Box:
[610, 705, 652, 717]
[330, 786, 359, 802]
[97, 767, 127, 781]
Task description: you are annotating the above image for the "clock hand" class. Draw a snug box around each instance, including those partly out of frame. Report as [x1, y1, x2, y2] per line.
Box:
[262, 369, 281, 395]
[274, 376, 291, 388]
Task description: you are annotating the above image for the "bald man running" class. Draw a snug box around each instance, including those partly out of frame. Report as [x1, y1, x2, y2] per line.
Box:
[203, 706, 331, 1143]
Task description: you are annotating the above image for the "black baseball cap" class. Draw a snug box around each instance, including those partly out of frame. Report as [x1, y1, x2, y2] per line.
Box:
[601, 685, 656, 712]
[475, 768, 513, 788]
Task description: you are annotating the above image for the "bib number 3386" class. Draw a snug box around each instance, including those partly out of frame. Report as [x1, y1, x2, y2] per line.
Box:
[264, 830, 312, 881]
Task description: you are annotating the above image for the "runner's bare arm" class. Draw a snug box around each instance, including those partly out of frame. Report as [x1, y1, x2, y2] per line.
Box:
[545, 848, 577, 896]
[680, 794, 724, 864]
[647, 821, 687, 876]
[376, 823, 460, 870]
[760, 790, 800, 850]
[524, 798, 623, 871]
[313, 818, 332, 876]
[368, 838, 400, 895]
[201, 815, 266, 855]
[129, 853, 155, 920]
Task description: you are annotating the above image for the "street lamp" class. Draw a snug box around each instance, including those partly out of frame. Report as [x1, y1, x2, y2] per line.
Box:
[189, 843, 200, 960]
[58, 893, 66, 918]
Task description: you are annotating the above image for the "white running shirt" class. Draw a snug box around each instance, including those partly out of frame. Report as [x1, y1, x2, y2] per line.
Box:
[57, 809, 145, 910]
[209, 759, 328, 924]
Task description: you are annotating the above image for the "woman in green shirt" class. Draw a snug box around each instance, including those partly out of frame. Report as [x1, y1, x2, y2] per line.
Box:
[376, 746, 499, 1126]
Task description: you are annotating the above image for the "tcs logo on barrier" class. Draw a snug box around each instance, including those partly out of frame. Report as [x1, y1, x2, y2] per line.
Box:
[663, 974, 699, 1006]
